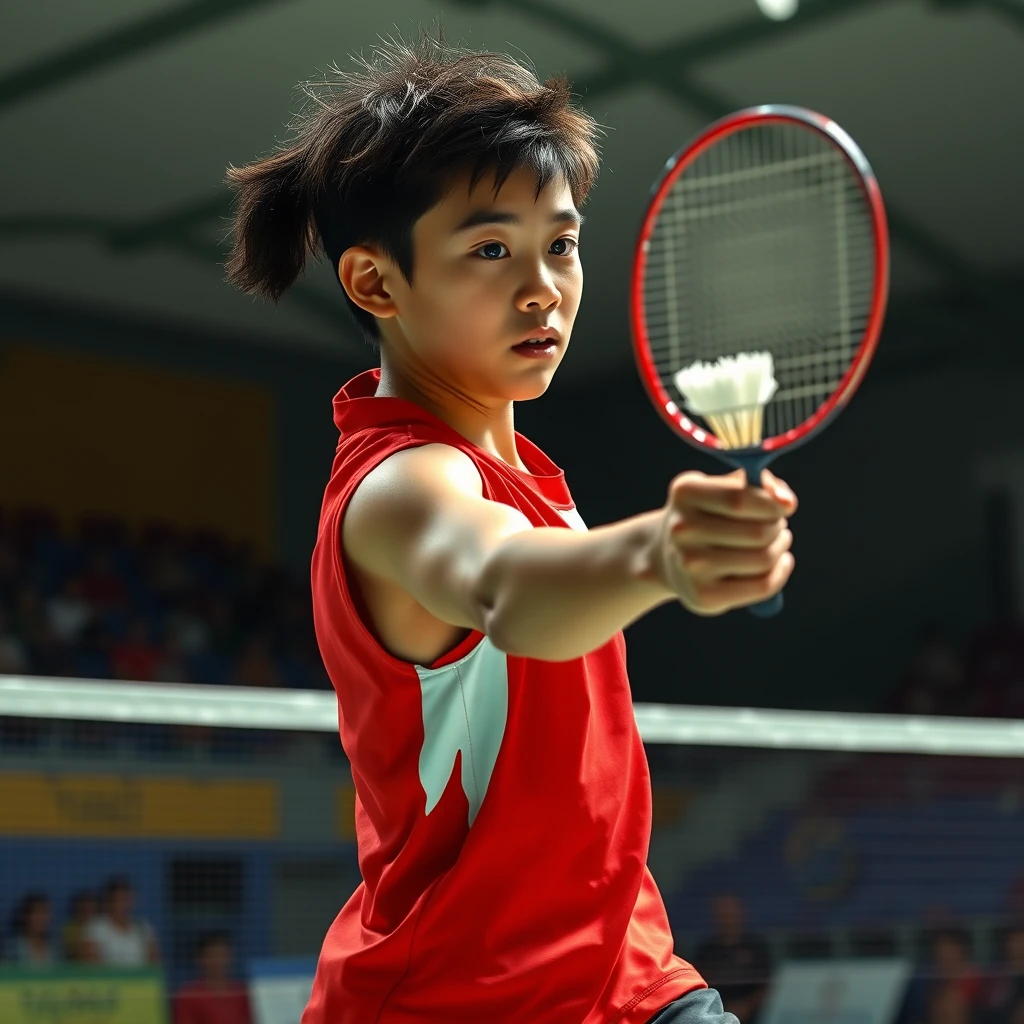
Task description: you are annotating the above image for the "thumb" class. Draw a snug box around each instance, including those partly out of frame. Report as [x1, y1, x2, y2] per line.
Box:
[760, 469, 797, 511]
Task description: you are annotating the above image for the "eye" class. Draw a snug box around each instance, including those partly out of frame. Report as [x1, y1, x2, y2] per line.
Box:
[550, 237, 579, 257]
[476, 242, 509, 260]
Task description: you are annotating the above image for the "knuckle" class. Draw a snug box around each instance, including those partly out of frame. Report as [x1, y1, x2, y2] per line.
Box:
[671, 509, 699, 537]
[773, 529, 793, 554]
[727, 487, 747, 513]
[669, 471, 700, 498]
[678, 547, 709, 575]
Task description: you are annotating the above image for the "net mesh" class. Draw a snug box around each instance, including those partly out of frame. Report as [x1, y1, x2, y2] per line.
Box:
[1, 679, 1022, 1022]
[641, 120, 878, 442]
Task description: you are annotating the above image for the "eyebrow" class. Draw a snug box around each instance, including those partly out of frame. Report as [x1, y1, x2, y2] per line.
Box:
[453, 208, 584, 233]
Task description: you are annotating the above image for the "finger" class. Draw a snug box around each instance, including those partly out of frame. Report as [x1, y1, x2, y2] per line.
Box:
[759, 470, 798, 514]
[671, 472, 788, 521]
[673, 508, 788, 550]
[680, 529, 793, 581]
[689, 552, 796, 616]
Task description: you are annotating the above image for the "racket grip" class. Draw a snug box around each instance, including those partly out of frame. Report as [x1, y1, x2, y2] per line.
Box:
[748, 592, 784, 618]
[739, 459, 784, 618]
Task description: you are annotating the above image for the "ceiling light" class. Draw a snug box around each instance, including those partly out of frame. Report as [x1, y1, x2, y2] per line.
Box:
[756, 0, 800, 20]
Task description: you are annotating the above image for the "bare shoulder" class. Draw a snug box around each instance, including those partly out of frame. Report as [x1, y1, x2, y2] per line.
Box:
[342, 443, 483, 572]
[340, 443, 488, 663]
[354, 443, 482, 507]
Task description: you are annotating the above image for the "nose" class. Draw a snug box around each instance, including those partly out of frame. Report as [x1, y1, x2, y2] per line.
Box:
[515, 261, 560, 313]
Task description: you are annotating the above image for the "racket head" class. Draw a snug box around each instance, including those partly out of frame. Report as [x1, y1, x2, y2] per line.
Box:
[630, 105, 890, 457]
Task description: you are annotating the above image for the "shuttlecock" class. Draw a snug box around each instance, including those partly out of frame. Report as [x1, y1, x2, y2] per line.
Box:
[673, 351, 778, 449]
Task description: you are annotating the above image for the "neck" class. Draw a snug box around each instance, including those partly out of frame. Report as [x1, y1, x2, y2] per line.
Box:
[376, 357, 523, 470]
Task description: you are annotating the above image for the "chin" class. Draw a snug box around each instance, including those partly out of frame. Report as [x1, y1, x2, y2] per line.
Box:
[506, 370, 557, 403]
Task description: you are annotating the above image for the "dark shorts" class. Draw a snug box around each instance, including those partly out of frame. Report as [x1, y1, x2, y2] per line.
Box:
[643, 988, 741, 1024]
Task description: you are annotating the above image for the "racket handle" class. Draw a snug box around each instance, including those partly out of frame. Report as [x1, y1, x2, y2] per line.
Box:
[738, 457, 784, 618]
[748, 592, 784, 618]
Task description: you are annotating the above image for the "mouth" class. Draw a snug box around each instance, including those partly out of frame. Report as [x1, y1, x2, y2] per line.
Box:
[511, 327, 561, 359]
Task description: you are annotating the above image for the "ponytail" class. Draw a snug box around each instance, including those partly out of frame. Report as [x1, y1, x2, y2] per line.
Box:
[223, 146, 319, 302]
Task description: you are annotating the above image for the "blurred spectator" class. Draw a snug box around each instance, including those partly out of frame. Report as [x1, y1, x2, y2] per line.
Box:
[0, 606, 29, 674]
[0, 541, 21, 605]
[85, 876, 159, 966]
[0, 508, 326, 695]
[13, 585, 46, 644]
[173, 931, 252, 1024]
[74, 622, 114, 681]
[694, 894, 772, 1024]
[932, 929, 983, 1009]
[206, 597, 238, 656]
[929, 982, 977, 1024]
[154, 634, 191, 684]
[80, 551, 127, 611]
[46, 577, 94, 645]
[112, 619, 160, 682]
[62, 890, 99, 963]
[891, 622, 969, 717]
[906, 929, 985, 1024]
[981, 926, 1024, 1024]
[165, 598, 211, 657]
[231, 636, 282, 689]
[8, 892, 54, 965]
[147, 544, 192, 604]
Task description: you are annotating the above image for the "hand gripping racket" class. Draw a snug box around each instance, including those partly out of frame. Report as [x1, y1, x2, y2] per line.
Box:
[630, 105, 890, 617]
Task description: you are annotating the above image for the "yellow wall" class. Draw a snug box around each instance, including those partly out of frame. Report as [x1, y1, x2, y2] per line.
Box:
[0, 773, 278, 839]
[0, 344, 275, 556]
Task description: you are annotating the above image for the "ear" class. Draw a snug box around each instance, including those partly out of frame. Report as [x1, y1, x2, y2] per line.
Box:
[338, 246, 398, 321]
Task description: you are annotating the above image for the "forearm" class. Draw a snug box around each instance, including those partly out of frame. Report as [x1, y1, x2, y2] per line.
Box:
[473, 509, 674, 661]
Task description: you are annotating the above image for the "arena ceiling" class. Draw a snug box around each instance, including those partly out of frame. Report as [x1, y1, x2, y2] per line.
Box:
[2, 0, 1023, 380]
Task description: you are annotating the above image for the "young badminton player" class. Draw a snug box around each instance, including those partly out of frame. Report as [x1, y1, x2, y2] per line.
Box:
[225, 35, 796, 1024]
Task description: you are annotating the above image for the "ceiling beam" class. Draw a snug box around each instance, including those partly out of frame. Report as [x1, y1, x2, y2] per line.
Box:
[3, 0, 1019, 362]
[985, 0, 1024, 30]
[0, 0, 292, 111]
[482, 0, 1020, 336]
[0, 211, 354, 339]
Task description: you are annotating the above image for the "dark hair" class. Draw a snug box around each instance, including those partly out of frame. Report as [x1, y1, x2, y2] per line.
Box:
[195, 929, 231, 957]
[12, 892, 49, 937]
[104, 875, 132, 899]
[223, 31, 601, 343]
[930, 927, 970, 953]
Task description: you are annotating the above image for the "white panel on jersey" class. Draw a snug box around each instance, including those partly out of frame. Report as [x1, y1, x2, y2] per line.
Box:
[556, 506, 588, 531]
[416, 637, 509, 827]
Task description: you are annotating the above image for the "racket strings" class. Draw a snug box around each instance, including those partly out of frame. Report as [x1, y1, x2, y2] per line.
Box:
[641, 120, 877, 444]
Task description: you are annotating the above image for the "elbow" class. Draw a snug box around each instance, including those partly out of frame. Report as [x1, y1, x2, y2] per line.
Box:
[471, 540, 587, 662]
[480, 602, 587, 663]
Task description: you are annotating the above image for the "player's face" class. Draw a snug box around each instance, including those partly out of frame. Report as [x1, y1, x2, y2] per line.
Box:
[388, 166, 583, 403]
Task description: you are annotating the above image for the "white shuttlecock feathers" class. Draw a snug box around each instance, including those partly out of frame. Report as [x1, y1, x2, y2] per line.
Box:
[673, 352, 778, 449]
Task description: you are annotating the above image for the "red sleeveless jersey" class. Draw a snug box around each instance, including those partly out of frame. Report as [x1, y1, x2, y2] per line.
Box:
[304, 370, 703, 1024]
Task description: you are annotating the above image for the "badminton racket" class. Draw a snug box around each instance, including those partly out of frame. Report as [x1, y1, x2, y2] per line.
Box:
[630, 105, 890, 617]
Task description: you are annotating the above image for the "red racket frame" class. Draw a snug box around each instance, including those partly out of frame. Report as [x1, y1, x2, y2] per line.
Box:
[630, 104, 890, 456]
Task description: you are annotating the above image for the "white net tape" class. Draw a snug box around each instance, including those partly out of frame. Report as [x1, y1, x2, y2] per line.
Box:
[2, 676, 1022, 757]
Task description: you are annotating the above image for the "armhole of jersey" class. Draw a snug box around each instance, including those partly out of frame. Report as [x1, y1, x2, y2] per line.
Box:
[327, 435, 489, 672]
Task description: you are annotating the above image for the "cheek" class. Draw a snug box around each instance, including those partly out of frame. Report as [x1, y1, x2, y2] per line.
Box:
[412, 265, 506, 335]
[561, 264, 584, 316]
